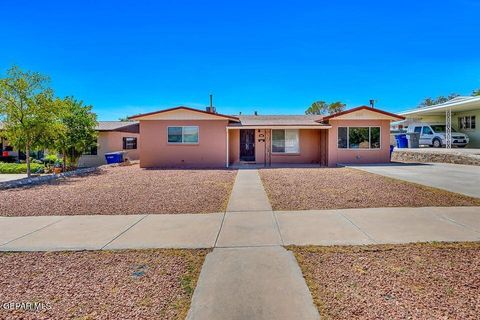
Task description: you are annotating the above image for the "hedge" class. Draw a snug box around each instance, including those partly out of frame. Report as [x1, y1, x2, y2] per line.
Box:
[0, 162, 44, 174]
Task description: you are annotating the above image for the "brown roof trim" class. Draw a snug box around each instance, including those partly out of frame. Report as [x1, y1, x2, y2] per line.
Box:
[229, 124, 328, 127]
[128, 106, 240, 121]
[319, 106, 406, 122]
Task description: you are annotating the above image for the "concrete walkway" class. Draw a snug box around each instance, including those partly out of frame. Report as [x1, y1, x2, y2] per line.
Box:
[188, 169, 319, 320]
[347, 162, 480, 198]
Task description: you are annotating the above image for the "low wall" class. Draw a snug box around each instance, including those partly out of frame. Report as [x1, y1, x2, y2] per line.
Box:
[0, 167, 99, 190]
[392, 149, 480, 166]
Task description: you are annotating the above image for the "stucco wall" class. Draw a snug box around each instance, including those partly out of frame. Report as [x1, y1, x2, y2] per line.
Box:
[327, 119, 391, 166]
[78, 131, 140, 167]
[228, 129, 322, 165]
[139, 120, 228, 168]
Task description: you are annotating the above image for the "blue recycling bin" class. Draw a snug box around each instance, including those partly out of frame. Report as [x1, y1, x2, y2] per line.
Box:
[105, 152, 124, 164]
[395, 134, 408, 148]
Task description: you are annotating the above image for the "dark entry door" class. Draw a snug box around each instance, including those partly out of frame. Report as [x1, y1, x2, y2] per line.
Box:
[240, 129, 255, 161]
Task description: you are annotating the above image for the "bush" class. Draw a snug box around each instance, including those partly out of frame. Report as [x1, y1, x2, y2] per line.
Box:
[43, 154, 59, 165]
[0, 162, 44, 174]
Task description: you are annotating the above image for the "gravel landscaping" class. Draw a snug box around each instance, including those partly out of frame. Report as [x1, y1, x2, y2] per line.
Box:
[292, 243, 480, 319]
[0, 249, 209, 320]
[259, 168, 480, 210]
[0, 165, 237, 216]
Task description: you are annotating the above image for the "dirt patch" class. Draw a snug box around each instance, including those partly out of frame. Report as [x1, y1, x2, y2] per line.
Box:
[0, 249, 209, 320]
[0, 165, 236, 216]
[291, 243, 480, 319]
[259, 168, 480, 210]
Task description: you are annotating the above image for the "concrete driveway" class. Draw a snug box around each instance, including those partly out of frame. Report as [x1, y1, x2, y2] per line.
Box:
[347, 163, 480, 198]
[0, 174, 27, 183]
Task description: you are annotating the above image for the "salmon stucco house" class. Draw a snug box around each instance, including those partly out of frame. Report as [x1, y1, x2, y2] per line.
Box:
[128, 105, 405, 168]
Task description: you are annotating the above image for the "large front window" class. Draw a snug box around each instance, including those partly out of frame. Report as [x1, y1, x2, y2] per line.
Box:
[168, 126, 199, 144]
[337, 127, 380, 149]
[272, 129, 299, 153]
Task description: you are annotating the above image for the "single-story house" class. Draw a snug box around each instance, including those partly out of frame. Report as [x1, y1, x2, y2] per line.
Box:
[397, 96, 480, 148]
[77, 121, 140, 167]
[128, 105, 405, 168]
[0, 121, 140, 166]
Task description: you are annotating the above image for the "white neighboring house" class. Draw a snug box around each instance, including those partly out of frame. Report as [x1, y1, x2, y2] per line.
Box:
[0, 121, 140, 166]
[77, 121, 140, 167]
[397, 96, 480, 148]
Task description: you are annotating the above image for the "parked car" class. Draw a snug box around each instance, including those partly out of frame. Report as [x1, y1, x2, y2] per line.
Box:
[407, 123, 469, 148]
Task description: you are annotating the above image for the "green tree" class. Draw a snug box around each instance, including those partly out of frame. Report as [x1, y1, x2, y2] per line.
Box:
[305, 101, 346, 115]
[419, 93, 460, 107]
[55, 97, 98, 170]
[0, 66, 60, 176]
[472, 89, 480, 96]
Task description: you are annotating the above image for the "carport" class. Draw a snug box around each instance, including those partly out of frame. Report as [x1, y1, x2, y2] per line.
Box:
[399, 96, 480, 148]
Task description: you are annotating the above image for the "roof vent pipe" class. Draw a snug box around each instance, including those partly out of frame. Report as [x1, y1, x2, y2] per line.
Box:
[369, 99, 375, 108]
[206, 94, 216, 113]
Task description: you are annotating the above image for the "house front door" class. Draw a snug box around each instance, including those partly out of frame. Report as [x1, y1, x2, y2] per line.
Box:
[240, 129, 255, 161]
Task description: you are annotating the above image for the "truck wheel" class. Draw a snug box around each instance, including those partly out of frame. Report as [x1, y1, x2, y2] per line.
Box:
[432, 138, 442, 148]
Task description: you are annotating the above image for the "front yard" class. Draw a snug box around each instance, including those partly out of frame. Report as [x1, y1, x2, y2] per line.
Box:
[259, 168, 480, 210]
[292, 243, 480, 319]
[0, 249, 208, 320]
[0, 165, 237, 216]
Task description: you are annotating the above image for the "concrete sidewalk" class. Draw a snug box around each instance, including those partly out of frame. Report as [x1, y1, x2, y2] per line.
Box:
[1, 207, 479, 251]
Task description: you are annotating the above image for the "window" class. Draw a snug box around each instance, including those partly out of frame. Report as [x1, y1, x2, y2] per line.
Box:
[414, 127, 422, 133]
[83, 143, 98, 155]
[168, 126, 199, 144]
[458, 116, 476, 130]
[337, 127, 381, 149]
[422, 126, 433, 135]
[123, 137, 137, 150]
[272, 129, 299, 153]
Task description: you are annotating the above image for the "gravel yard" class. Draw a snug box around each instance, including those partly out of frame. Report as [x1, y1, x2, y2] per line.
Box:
[0, 165, 236, 216]
[292, 243, 480, 319]
[0, 249, 208, 320]
[259, 168, 480, 210]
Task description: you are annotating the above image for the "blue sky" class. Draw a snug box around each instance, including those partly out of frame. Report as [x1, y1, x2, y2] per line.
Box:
[1, 0, 479, 120]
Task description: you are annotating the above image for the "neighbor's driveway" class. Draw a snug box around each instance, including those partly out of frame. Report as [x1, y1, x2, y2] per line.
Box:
[0, 174, 26, 183]
[347, 163, 480, 198]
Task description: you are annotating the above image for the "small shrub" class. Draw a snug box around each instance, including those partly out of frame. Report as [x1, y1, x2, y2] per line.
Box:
[44, 154, 59, 164]
[0, 162, 44, 174]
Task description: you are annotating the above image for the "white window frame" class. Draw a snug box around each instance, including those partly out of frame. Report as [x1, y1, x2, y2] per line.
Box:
[167, 126, 199, 144]
[458, 115, 476, 130]
[271, 129, 300, 154]
[337, 126, 381, 150]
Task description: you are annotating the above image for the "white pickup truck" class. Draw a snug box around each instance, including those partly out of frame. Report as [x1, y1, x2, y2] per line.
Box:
[407, 123, 469, 148]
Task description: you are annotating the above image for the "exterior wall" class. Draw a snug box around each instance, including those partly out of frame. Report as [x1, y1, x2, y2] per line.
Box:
[139, 120, 228, 168]
[78, 131, 140, 167]
[228, 129, 322, 165]
[327, 119, 391, 166]
[270, 129, 321, 164]
[228, 129, 240, 165]
[453, 110, 480, 148]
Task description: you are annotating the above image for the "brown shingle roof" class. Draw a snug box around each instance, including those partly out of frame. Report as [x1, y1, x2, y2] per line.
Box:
[229, 115, 326, 127]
